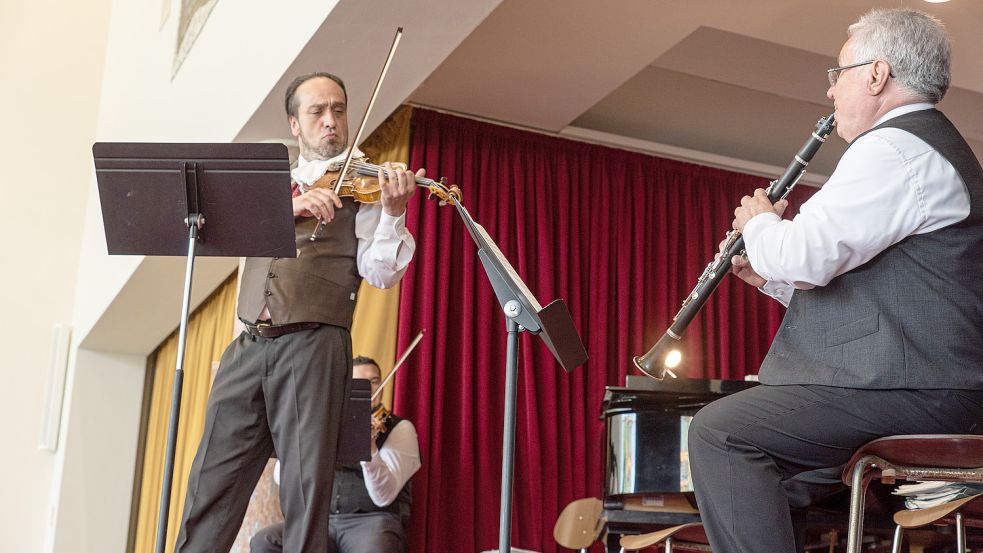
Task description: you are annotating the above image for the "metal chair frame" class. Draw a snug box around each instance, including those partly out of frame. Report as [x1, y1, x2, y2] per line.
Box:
[845, 451, 983, 553]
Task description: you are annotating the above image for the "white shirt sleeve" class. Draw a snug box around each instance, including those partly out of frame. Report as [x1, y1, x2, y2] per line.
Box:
[355, 203, 416, 289]
[743, 125, 969, 289]
[360, 419, 422, 507]
[758, 280, 794, 307]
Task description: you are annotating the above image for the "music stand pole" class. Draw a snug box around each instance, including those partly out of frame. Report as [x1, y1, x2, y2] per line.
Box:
[445, 199, 587, 553]
[498, 304, 523, 553]
[155, 214, 201, 553]
[94, 141, 297, 553]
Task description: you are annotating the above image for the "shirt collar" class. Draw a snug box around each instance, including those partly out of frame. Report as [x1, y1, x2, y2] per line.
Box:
[873, 102, 935, 127]
[293, 147, 365, 186]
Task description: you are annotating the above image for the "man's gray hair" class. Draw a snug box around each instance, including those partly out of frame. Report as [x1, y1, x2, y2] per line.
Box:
[847, 8, 951, 104]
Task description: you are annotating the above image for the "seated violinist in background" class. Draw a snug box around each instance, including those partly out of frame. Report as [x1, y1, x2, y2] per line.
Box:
[251, 356, 422, 553]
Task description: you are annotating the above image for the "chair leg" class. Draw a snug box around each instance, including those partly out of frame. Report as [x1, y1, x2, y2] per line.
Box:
[891, 524, 902, 553]
[847, 456, 876, 553]
[956, 511, 965, 553]
[665, 536, 673, 553]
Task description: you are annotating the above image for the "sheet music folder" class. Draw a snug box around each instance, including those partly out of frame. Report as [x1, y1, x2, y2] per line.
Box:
[92, 142, 296, 258]
[455, 203, 588, 373]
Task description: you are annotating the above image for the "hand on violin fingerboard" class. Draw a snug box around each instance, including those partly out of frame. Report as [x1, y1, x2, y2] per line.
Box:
[378, 162, 424, 217]
[293, 187, 343, 221]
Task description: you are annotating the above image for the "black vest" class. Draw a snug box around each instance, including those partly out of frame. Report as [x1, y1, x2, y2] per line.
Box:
[759, 109, 983, 389]
[331, 415, 412, 525]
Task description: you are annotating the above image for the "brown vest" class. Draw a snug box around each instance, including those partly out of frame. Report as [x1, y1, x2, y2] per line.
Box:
[237, 197, 362, 329]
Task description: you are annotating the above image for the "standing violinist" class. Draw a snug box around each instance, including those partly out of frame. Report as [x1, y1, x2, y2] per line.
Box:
[250, 356, 422, 553]
[686, 8, 983, 553]
[174, 72, 425, 553]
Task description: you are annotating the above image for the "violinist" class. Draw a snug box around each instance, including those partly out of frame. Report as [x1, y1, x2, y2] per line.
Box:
[250, 356, 422, 553]
[173, 71, 424, 553]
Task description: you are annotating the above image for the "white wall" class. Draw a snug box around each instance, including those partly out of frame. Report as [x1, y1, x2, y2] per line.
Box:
[46, 0, 340, 551]
[0, 0, 113, 550]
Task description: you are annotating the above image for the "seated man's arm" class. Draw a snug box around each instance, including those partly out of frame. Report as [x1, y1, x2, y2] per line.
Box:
[361, 419, 422, 507]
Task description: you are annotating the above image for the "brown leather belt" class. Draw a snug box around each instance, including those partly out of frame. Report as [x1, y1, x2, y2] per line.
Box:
[243, 320, 321, 339]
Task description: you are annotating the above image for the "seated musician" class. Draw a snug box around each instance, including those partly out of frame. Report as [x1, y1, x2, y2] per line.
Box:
[250, 356, 422, 553]
[686, 8, 983, 553]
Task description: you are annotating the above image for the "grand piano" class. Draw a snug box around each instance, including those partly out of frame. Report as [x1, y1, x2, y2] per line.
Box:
[600, 376, 883, 552]
[601, 376, 756, 550]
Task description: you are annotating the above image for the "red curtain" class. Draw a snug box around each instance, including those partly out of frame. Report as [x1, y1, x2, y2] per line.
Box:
[394, 108, 814, 552]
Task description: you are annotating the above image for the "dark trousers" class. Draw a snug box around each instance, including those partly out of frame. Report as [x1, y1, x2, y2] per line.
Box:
[174, 325, 352, 553]
[250, 513, 406, 553]
[688, 384, 983, 553]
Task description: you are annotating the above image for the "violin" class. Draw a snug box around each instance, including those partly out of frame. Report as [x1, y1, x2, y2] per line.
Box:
[370, 403, 394, 439]
[366, 329, 425, 440]
[305, 157, 462, 206]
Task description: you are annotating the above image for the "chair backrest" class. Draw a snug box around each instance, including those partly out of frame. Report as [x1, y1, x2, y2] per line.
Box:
[553, 497, 604, 549]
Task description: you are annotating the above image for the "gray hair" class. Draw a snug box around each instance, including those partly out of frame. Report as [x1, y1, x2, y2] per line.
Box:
[847, 8, 951, 103]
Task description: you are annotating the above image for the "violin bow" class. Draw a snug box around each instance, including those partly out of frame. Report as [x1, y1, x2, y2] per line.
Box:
[372, 328, 425, 401]
[311, 26, 404, 240]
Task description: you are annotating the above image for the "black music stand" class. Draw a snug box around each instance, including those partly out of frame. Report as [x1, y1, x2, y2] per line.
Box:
[451, 201, 588, 553]
[92, 142, 296, 553]
[336, 378, 373, 463]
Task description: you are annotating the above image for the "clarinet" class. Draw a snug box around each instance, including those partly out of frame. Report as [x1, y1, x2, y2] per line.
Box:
[633, 113, 836, 380]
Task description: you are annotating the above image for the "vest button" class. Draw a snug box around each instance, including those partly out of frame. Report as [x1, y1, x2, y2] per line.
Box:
[268, 272, 276, 278]
[265, 290, 272, 297]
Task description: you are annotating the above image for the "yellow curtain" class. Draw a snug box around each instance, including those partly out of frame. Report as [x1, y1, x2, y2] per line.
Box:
[351, 104, 412, 408]
[132, 271, 238, 553]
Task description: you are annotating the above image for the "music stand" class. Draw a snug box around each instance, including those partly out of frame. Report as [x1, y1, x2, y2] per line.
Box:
[92, 142, 296, 553]
[450, 201, 588, 553]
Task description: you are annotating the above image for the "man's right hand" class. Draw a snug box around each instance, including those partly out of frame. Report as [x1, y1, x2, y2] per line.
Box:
[293, 188, 343, 221]
[717, 238, 767, 288]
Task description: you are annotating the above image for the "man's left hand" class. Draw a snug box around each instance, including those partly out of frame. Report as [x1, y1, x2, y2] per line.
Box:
[379, 162, 423, 217]
[733, 188, 787, 232]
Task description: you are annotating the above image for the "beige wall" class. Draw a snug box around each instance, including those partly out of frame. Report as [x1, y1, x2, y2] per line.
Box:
[47, 0, 340, 549]
[0, 0, 113, 550]
[0, 0, 337, 550]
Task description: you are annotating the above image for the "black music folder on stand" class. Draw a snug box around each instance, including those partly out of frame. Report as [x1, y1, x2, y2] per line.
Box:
[92, 142, 296, 553]
[450, 200, 588, 553]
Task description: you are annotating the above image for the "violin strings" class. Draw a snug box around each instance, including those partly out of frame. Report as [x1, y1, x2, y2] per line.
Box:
[350, 160, 446, 191]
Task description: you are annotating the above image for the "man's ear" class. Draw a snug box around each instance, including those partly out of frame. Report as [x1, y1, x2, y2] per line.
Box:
[869, 60, 891, 94]
[288, 116, 300, 137]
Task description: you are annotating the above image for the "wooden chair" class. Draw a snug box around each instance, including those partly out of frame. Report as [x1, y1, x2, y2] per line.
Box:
[841, 435, 983, 553]
[553, 497, 605, 552]
[619, 522, 710, 552]
[890, 492, 983, 553]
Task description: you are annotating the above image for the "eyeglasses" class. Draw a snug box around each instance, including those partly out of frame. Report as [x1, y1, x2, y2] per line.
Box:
[827, 59, 895, 86]
[827, 60, 875, 86]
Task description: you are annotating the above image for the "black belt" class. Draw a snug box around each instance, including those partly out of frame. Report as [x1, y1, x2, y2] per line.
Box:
[243, 320, 321, 338]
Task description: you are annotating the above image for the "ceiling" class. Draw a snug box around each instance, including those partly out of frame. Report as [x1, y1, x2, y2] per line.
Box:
[238, 0, 983, 182]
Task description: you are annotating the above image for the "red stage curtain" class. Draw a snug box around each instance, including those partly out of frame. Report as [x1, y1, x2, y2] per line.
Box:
[394, 108, 815, 552]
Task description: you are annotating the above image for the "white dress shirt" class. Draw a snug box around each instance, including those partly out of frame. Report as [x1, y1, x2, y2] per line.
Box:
[273, 419, 422, 508]
[359, 419, 422, 507]
[293, 152, 416, 289]
[746, 104, 971, 306]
